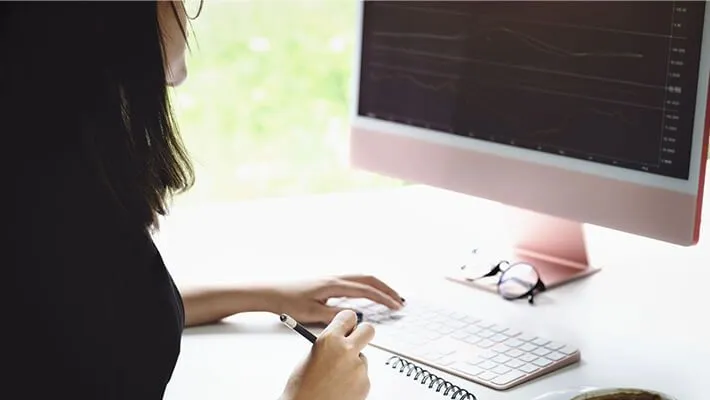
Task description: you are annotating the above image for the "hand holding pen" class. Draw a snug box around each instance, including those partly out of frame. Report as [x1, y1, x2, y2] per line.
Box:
[279, 310, 375, 400]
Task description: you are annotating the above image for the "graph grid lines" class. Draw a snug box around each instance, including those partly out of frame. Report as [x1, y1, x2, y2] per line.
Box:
[357, 1, 705, 180]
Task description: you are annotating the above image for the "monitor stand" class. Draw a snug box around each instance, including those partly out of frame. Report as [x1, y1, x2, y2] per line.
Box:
[446, 207, 601, 294]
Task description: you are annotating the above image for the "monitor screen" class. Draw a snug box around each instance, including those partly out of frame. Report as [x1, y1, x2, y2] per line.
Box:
[357, 1, 707, 180]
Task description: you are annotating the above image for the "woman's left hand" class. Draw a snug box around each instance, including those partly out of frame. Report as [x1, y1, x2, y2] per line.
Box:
[269, 275, 405, 324]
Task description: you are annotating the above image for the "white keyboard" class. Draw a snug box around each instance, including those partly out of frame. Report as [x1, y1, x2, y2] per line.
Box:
[330, 297, 581, 391]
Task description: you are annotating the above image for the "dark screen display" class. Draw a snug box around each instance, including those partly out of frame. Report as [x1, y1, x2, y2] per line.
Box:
[357, 1, 706, 179]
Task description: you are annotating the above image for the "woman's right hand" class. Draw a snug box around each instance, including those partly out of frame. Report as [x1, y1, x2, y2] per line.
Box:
[281, 310, 375, 400]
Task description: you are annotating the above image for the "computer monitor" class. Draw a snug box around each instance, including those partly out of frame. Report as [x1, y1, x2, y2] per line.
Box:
[349, 1, 709, 287]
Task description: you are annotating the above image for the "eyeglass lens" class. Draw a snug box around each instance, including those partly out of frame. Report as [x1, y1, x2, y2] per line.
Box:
[184, 0, 204, 19]
[498, 262, 539, 299]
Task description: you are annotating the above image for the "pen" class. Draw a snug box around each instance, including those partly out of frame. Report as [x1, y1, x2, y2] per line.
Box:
[280, 314, 318, 344]
[280, 313, 367, 357]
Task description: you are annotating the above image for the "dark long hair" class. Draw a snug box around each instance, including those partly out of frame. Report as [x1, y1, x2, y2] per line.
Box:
[1, 1, 196, 230]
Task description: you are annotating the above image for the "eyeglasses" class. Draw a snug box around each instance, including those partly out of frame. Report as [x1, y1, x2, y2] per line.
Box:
[184, 0, 204, 20]
[462, 258, 547, 304]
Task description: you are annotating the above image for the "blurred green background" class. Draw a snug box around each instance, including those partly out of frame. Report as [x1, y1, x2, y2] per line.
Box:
[170, 0, 403, 205]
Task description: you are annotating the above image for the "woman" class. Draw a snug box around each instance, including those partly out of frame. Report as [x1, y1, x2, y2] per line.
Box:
[2, 2, 403, 399]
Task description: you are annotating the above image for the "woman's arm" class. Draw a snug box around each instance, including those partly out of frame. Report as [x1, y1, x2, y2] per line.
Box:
[180, 275, 404, 327]
[181, 284, 279, 327]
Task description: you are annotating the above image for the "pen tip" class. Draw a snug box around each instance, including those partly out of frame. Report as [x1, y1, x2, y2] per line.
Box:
[279, 314, 287, 322]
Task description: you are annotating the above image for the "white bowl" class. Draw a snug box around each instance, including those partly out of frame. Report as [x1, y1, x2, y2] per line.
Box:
[570, 387, 676, 400]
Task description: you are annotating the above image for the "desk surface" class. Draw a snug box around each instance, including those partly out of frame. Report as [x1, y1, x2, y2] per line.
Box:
[155, 186, 709, 400]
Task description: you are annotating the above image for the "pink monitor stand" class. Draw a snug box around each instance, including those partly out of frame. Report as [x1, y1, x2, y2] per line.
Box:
[351, 122, 708, 295]
[445, 206, 601, 294]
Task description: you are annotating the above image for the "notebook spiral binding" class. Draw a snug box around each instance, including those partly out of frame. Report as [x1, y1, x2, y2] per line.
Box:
[385, 356, 477, 400]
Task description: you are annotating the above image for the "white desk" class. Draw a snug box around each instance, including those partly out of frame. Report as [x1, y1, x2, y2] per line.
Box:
[155, 186, 709, 400]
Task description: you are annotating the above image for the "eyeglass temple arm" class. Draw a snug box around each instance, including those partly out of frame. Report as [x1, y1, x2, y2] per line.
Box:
[534, 279, 547, 291]
[464, 263, 504, 282]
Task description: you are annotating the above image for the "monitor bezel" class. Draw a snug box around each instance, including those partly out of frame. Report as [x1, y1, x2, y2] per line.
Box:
[349, 1, 709, 245]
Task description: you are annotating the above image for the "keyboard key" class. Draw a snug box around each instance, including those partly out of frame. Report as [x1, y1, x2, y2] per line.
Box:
[420, 311, 437, 320]
[464, 336, 482, 345]
[478, 371, 498, 381]
[492, 343, 511, 353]
[405, 336, 430, 346]
[533, 357, 553, 368]
[477, 321, 495, 329]
[477, 339, 495, 348]
[432, 315, 449, 323]
[430, 338, 458, 355]
[519, 363, 540, 374]
[546, 352, 566, 361]
[442, 309, 459, 317]
[505, 358, 525, 369]
[520, 343, 537, 352]
[415, 327, 441, 340]
[370, 315, 384, 323]
[478, 349, 498, 359]
[452, 362, 484, 377]
[379, 317, 398, 325]
[504, 338, 524, 348]
[559, 345, 578, 355]
[506, 348, 524, 358]
[463, 316, 480, 325]
[490, 325, 507, 333]
[492, 370, 526, 385]
[492, 354, 512, 364]
[438, 354, 458, 366]
[532, 338, 550, 346]
[477, 329, 495, 338]
[477, 360, 497, 370]
[466, 355, 488, 366]
[465, 325, 483, 335]
[438, 326, 455, 335]
[450, 311, 468, 320]
[346, 298, 374, 308]
[432, 348, 456, 358]
[518, 333, 536, 342]
[422, 351, 444, 361]
[451, 331, 469, 341]
[520, 353, 537, 363]
[491, 365, 512, 375]
[372, 303, 389, 311]
[446, 320, 467, 329]
[533, 347, 552, 357]
[490, 334, 508, 343]
[412, 348, 428, 357]
[427, 322, 443, 331]
[503, 328, 522, 337]
[546, 341, 565, 351]
[408, 319, 426, 328]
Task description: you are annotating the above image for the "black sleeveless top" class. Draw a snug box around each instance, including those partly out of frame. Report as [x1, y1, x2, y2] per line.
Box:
[8, 140, 185, 398]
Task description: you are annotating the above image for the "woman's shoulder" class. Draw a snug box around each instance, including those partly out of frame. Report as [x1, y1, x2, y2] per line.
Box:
[8, 146, 184, 397]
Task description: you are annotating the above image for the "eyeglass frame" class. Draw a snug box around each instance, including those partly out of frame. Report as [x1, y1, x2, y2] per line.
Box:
[183, 0, 205, 20]
[463, 260, 547, 304]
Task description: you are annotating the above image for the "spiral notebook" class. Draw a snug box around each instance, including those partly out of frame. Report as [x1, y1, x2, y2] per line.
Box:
[377, 355, 478, 400]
